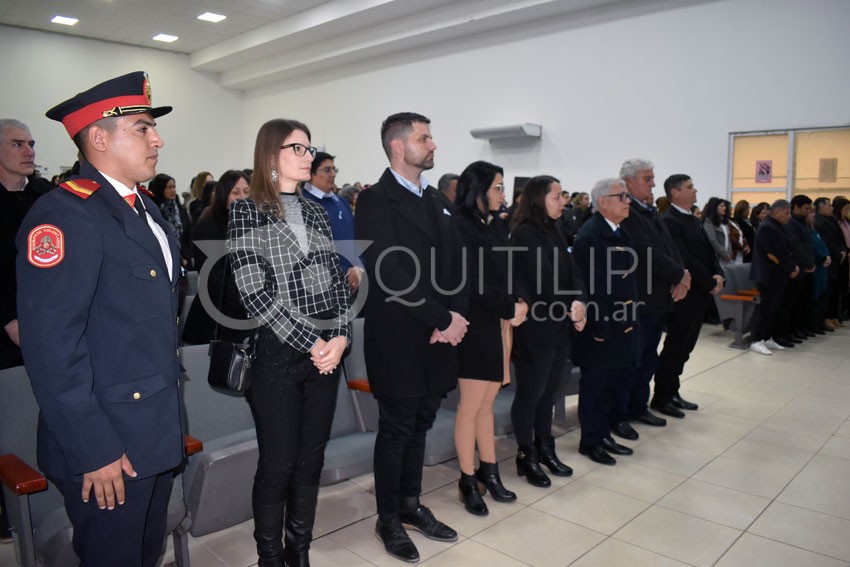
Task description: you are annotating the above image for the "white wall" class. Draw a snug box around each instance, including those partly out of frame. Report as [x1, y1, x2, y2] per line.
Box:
[4, 0, 849, 204]
[243, 0, 850, 202]
[0, 25, 248, 193]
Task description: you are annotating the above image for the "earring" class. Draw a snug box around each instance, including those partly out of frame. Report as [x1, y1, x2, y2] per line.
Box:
[271, 168, 279, 183]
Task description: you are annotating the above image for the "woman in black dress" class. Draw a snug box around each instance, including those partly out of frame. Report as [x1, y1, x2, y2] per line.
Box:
[452, 161, 528, 515]
[509, 175, 587, 488]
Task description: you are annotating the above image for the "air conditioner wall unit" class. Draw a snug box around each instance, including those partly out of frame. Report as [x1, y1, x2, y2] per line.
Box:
[470, 123, 542, 141]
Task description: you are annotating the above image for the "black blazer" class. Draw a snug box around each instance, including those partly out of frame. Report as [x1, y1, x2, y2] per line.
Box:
[785, 214, 815, 271]
[455, 213, 526, 380]
[510, 219, 587, 353]
[570, 213, 639, 369]
[750, 216, 797, 287]
[663, 206, 723, 295]
[354, 169, 468, 398]
[620, 201, 685, 314]
[815, 213, 848, 280]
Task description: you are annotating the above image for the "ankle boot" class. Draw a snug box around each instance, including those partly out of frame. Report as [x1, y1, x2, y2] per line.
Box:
[515, 445, 551, 487]
[283, 484, 320, 567]
[535, 436, 573, 477]
[458, 473, 488, 516]
[476, 461, 517, 502]
[253, 479, 286, 567]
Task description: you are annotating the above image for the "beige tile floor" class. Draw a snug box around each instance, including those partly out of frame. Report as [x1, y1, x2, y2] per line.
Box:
[2, 324, 848, 566]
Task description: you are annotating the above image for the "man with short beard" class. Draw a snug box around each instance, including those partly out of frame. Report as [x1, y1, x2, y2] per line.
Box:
[355, 112, 468, 563]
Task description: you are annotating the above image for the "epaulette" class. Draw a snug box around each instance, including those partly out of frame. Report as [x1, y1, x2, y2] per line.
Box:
[137, 185, 154, 198]
[60, 179, 101, 199]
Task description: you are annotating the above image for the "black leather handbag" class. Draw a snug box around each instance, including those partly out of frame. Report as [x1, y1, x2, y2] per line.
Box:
[206, 253, 259, 392]
[207, 329, 258, 392]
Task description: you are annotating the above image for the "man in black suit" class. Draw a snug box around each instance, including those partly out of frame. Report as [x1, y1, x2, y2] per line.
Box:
[777, 195, 816, 342]
[652, 175, 724, 417]
[749, 200, 799, 355]
[354, 112, 468, 563]
[572, 178, 639, 466]
[614, 159, 690, 437]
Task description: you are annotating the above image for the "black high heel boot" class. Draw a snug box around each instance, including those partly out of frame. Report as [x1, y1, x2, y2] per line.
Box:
[282, 484, 320, 567]
[458, 473, 488, 516]
[535, 436, 573, 477]
[515, 445, 551, 487]
[253, 477, 286, 567]
[476, 461, 517, 502]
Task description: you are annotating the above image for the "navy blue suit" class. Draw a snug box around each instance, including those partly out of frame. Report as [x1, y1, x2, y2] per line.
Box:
[302, 187, 360, 272]
[16, 161, 184, 566]
[571, 213, 639, 444]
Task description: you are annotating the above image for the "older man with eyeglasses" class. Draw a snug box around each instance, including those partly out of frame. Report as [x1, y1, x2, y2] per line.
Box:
[302, 151, 363, 291]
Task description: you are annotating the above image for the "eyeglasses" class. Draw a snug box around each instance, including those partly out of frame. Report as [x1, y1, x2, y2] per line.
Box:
[602, 192, 631, 203]
[492, 183, 506, 192]
[281, 143, 318, 158]
[317, 166, 339, 174]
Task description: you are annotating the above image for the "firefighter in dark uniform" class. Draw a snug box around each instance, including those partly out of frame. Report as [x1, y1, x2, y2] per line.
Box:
[16, 72, 184, 567]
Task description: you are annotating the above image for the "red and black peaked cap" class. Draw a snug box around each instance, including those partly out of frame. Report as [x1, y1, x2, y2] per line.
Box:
[46, 71, 172, 139]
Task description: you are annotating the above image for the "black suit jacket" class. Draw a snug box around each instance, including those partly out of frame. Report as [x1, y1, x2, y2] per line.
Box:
[620, 200, 685, 314]
[571, 213, 639, 369]
[663, 206, 722, 295]
[750, 216, 797, 287]
[354, 169, 468, 398]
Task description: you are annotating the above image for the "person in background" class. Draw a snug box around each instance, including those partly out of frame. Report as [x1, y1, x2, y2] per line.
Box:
[187, 170, 213, 220]
[301, 151, 362, 292]
[832, 196, 850, 320]
[452, 160, 526, 515]
[510, 175, 587, 487]
[190, 180, 216, 225]
[437, 172, 459, 205]
[149, 173, 191, 268]
[808, 207, 833, 333]
[338, 184, 360, 212]
[181, 169, 251, 345]
[561, 191, 591, 244]
[0, 119, 51, 370]
[228, 119, 351, 567]
[655, 195, 670, 215]
[750, 202, 770, 231]
[733, 200, 754, 263]
[749, 200, 800, 355]
[813, 197, 848, 329]
[702, 197, 731, 265]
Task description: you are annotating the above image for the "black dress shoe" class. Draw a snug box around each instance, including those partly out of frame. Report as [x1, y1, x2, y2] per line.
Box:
[671, 393, 698, 411]
[399, 504, 458, 542]
[783, 334, 804, 344]
[773, 337, 796, 348]
[579, 444, 616, 465]
[601, 436, 633, 455]
[375, 518, 419, 563]
[802, 328, 821, 336]
[611, 421, 639, 441]
[650, 400, 685, 418]
[793, 330, 808, 340]
[633, 411, 667, 427]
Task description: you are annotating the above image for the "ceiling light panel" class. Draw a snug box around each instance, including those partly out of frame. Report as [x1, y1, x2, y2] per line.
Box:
[51, 15, 79, 26]
[198, 12, 226, 23]
[152, 33, 179, 43]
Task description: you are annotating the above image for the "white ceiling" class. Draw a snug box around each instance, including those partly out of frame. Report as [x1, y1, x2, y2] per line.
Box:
[1, 0, 704, 91]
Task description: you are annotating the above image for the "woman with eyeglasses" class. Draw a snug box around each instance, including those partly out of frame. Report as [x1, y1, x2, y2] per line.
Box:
[451, 161, 528, 515]
[509, 175, 587, 488]
[227, 119, 351, 567]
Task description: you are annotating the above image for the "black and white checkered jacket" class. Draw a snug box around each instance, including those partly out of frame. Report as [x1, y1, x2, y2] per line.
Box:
[226, 197, 351, 352]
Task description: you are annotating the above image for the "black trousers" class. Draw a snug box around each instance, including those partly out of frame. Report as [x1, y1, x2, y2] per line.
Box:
[374, 394, 442, 520]
[511, 343, 571, 447]
[55, 470, 173, 567]
[247, 329, 340, 511]
[752, 284, 784, 341]
[654, 292, 710, 403]
[619, 311, 666, 421]
[579, 366, 631, 445]
[775, 275, 804, 337]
